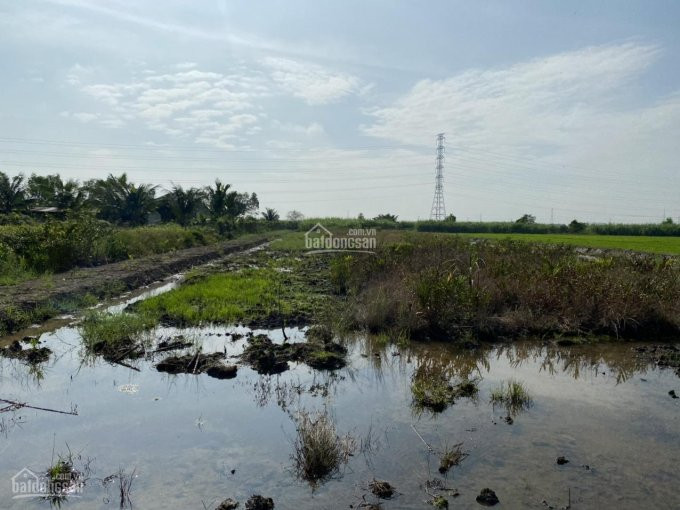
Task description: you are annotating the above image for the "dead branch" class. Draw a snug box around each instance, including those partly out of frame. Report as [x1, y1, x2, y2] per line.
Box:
[0, 398, 78, 416]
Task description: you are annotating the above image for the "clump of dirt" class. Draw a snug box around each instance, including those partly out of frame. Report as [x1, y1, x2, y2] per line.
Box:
[369, 479, 394, 499]
[476, 488, 499, 506]
[245, 495, 274, 510]
[155, 351, 237, 379]
[634, 344, 680, 377]
[206, 364, 238, 379]
[216, 498, 239, 510]
[240, 334, 347, 375]
[1, 339, 52, 364]
[556, 456, 569, 465]
[240, 335, 289, 374]
[87, 337, 146, 363]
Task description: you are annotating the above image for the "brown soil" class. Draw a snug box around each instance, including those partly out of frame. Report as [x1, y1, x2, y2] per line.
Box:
[0, 235, 272, 337]
[240, 333, 347, 374]
[155, 351, 238, 379]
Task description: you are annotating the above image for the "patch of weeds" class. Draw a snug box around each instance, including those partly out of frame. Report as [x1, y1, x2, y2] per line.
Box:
[80, 293, 99, 308]
[136, 249, 334, 328]
[79, 311, 156, 361]
[412, 375, 479, 413]
[136, 268, 290, 326]
[44, 446, 92, 505]
[431, 496, 448, 509]
[490, 379, 533, 416]
[305, 324, 334, 343]
[291, 409, 355, 485]
[438, 443, 468, 474]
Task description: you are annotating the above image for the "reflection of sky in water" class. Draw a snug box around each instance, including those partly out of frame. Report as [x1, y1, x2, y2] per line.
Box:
[0, 318, 678, 509]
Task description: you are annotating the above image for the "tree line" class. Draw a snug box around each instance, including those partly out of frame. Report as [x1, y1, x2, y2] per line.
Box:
[0, 171, 270, 226]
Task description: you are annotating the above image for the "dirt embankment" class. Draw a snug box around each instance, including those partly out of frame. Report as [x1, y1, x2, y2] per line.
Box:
[0, 234, 273, 335]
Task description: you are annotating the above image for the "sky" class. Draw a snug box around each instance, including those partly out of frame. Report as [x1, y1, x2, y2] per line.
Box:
[1, 0, 679, 222]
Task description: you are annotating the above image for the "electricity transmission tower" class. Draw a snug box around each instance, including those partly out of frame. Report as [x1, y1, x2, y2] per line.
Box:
[430, 133, 446, 220]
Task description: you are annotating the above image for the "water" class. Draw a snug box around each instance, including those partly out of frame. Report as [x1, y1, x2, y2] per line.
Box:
[0, 318, 678, 508]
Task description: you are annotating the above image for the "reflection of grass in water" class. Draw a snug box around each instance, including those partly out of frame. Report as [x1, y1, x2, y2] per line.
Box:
[292, 410, 355, 485]
[490, 379, 532, 415]
[411, 375, 478, 413]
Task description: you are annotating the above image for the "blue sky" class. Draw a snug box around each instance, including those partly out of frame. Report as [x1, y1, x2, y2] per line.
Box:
[1, 0, 679, 222]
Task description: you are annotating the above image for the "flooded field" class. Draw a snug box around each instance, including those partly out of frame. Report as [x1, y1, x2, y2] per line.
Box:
[1, 306, 678, 509]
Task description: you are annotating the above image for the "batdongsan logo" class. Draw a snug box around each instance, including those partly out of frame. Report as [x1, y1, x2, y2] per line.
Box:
[11, 467, 83, 499]
[304, 223, 377, 253]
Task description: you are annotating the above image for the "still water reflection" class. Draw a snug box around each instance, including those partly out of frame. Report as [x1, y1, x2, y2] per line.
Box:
[0, 323, 678, 509]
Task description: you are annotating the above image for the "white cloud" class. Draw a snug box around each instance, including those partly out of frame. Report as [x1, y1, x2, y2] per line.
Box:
[176, 62, 198, 70]
[272, 120, 326, 137]
[361, 41, 680, 220]
[363, 42, 662, 148]
[72, 112, 98, 123]
[70, 66, 270, 147]
[264, 57, 362, 105]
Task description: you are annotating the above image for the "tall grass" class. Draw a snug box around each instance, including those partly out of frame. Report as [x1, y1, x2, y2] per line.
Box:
[0, 220, 225, 276]
[338, 235, 680, 340]
[79, 311, 156, 356]
[490, 379, 533, 415]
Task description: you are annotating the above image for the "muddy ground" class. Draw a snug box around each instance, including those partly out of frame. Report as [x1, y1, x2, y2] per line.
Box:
[0, 234, 272, 335]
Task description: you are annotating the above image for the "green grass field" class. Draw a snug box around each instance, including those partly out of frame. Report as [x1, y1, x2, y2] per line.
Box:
[456, 233, 680, 255]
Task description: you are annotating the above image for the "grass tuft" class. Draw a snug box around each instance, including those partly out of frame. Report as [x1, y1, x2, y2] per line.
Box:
[490, 379, 533, 415]
[291, 410, 355, 484]
[79, 311, 155, 360]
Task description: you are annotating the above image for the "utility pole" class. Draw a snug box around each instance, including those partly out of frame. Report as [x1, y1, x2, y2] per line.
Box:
[430, 133, 446, 220]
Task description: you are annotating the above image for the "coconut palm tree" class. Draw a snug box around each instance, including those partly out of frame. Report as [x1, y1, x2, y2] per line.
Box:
[261, 208, 280, 221]
[27, 174, 85, 211]
[86, 173, 157, 225]
[205, 179, 231, 219]
[0, 172, 27, 213]
[159, 185, 206, 226]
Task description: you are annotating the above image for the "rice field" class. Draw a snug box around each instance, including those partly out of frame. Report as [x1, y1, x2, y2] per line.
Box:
[456, 232, 680, 255]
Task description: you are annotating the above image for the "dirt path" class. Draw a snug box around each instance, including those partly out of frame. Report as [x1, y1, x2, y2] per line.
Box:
[0, 234, 273, 335]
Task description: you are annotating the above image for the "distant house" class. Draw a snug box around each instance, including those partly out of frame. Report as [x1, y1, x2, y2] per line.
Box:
[28, 206, 65, 219]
